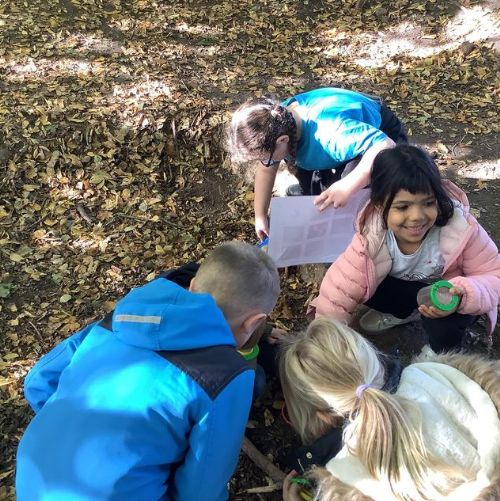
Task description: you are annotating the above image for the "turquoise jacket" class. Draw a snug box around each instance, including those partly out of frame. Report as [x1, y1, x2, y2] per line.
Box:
[16, 274, 254, 500]
[282, 87, 388, 170]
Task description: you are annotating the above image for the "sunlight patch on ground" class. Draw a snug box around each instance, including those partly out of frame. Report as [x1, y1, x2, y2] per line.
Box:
[112, 79, 172, 101]
[458, 159, 500, 180]
[32, 229, 112, 253]
[69, 236, 100, 250]
[111, 79, 172, 126]
[274, 165, 297, 196]
[174, 22, 223, 36]
[4, 58, 95, 81]
[59, 33, 124, 56]
[3, 32, 124, 81]
[321, 5, 499, 69]
[445, 4, 500, 41]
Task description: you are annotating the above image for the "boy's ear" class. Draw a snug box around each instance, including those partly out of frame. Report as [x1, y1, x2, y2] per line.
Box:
[237, 312, 267, 348]
[243, 312, 267, 336]
[188, 278, 195, 292]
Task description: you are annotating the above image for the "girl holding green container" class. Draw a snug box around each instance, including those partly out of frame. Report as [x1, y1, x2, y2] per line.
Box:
[311, 145, 500, 353]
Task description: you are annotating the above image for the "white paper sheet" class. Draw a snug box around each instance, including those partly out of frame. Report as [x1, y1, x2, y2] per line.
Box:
[267, 190, 370, 267]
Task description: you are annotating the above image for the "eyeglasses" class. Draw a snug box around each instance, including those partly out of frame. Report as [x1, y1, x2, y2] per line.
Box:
[260, 143, 281, 168]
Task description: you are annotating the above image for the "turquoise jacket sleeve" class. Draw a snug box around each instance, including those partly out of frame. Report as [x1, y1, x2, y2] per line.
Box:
[170, 369, 254, 501]
[24, 323, 95, 413]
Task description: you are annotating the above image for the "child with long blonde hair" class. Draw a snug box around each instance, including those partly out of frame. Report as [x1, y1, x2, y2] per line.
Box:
[280, 317, 500, 501]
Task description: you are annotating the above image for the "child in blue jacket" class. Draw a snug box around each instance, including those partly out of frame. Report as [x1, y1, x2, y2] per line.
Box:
[16, 241, 280, 501]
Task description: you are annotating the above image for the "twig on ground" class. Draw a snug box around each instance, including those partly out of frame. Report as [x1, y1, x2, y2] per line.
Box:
[76, 204, 93, 225]
[241, 436, 286, 484]
[28, 320, 45, 352]
[451, 132, 468, 157]
[242, 484, 283, 494]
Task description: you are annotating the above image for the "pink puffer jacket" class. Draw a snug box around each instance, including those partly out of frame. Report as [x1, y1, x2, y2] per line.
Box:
[310, 181, 500, 334]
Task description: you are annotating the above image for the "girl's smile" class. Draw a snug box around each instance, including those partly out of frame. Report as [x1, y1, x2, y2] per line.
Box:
[386, 190, 438, 254]
[403, 224, 427, 236]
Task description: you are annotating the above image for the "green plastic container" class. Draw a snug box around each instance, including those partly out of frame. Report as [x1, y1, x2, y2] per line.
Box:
[417, 280, 460, 311]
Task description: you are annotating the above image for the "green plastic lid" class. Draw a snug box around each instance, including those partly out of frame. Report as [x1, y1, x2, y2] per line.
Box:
[429, 280, 460, 311]
[240, 344, 260, 361]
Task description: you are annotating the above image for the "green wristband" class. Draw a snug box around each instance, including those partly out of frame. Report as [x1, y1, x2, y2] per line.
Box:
[239, 344, 260, 361]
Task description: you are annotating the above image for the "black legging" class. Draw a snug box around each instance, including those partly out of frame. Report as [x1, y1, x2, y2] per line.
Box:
[365, 275, 477, 353]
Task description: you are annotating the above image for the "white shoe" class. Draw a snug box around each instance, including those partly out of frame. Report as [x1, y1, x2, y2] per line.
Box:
[419, 344, 437, 360]
[359, 309, 420, 334]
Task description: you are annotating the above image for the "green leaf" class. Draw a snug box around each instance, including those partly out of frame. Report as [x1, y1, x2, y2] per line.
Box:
[9, 253, 23, 262]
[0, 283, 12, 298]
[59, 294, 72, 303]
[90, 170, 112, 184]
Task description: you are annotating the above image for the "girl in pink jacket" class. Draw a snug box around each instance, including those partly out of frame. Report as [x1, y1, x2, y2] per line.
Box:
[310, 144, 500, 352]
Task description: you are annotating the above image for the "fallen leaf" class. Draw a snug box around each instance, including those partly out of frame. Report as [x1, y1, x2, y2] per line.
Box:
[436, 142, 449, 154]
[0, 283, 13, 298]
[264, 408, 275, 427]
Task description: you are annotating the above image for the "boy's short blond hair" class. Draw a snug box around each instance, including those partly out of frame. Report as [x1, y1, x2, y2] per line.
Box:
[194, 241, 280, 320]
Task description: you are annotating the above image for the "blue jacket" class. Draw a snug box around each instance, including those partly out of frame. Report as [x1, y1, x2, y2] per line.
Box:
[16, 275, 255, 501]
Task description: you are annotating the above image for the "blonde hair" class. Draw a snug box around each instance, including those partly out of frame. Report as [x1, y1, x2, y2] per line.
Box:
[194, 241, 280, 320]
[280, 318, 468, 500]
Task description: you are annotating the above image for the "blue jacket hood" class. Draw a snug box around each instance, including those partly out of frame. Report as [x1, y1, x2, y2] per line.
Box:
[112, 277, 236, 351]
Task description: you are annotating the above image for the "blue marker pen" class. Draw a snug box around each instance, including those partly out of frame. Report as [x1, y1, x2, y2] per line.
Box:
[256, 236, 269, 248]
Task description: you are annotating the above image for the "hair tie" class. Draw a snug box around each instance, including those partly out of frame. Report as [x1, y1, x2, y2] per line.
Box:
[355, 383, 372, 399]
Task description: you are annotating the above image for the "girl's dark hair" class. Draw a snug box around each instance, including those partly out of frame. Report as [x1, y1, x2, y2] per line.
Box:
[370, 144, 454, 227]
[226, 96, 297, 161]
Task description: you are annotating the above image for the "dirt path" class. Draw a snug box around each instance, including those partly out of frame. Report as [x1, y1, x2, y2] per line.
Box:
[0, 0, 498, 498]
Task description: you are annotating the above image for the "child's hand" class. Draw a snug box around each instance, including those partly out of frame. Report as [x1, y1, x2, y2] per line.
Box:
[266, 327, 288, 344]
[314, 179, 352, 211]
[255, 215, 269, 241]
[283, 470, 304, 501]
[418, 286, 464, 319]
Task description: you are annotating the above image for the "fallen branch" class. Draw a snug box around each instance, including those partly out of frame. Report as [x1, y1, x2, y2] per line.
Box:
[241, 436, 286, 484]
[242, 484, 282, 494]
